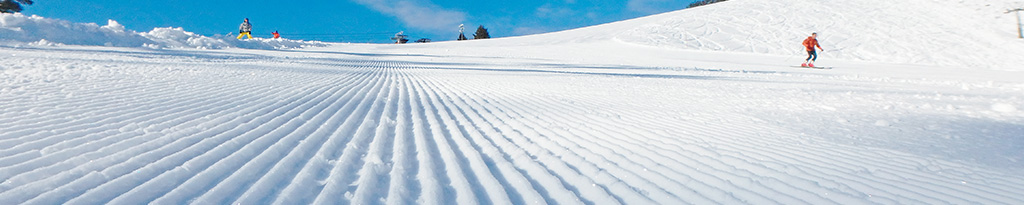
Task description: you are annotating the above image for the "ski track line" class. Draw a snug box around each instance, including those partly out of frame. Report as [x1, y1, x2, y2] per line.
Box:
[311, 66, 397, 204]
[414, 71, 518, 205]
[405, 73, 555, 204]
[269, 62, 394, 204]
[411, 72, 486, 204]
[0, 65, 296, 201]
[126, 64, 375, 204]
[382, 72, 423, 205]
[401, 71, 543, 205]
[423, 62, 782, 202]
[66, 84, 335, 204]
[0, 58, 270, 143]
[59, 68, 346, 204]
[175, 67, 375, 204]
[12, 88, 274, 205]
[0, 61, 137, 113]
[0, 82, 254, 202]
[417, 73, 640, 204]
[0, 91, 189, 168]
[415, 71, 519, 204]
[0, 79, 159, 136]
[0, 74, 238, 180]
[0, 79, 182, 149]
[412, 74, 598, 205]
[400, 70, 449, 205]
[0, 68, 240, 151]
[403, 74, 458, 204]
[113, 79, 348, 203]
[142, 69, 367, 204]
[229, 64, 385, 204]
[475, 89, 724, 204]
[253, 62, 387, 203]
[459, 76, 755, 204]
[432, 71, 753, 201]
[348, 67, 402, 205]
[463, 88, 719, 204]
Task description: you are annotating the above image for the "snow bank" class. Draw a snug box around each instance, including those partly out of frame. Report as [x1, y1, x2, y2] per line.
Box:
[0, 13, 325, 49]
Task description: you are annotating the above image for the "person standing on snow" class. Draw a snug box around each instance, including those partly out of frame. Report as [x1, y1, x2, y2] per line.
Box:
[237, 18, 252, 39]
[272, 30, 280, 39]
[801, 32, 824, 67]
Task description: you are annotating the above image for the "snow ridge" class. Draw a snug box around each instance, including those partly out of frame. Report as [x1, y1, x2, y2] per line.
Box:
[0, 13, 325, 49]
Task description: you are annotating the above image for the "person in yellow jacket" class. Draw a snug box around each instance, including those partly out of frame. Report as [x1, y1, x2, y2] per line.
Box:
[237, 18, 252, 39]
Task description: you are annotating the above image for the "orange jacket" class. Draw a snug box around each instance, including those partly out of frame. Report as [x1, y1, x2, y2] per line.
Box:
[802, 37, 821, 51]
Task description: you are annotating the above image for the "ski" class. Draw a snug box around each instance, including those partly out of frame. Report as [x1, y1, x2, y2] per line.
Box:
[792, 66, 832, 69]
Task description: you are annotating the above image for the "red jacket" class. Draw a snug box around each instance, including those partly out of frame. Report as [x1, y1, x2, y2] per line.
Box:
[802, 37, 821, 51]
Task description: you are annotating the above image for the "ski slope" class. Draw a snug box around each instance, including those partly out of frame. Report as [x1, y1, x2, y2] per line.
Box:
[3, 0, 1024, 204]
[500, 0, 1024, 70]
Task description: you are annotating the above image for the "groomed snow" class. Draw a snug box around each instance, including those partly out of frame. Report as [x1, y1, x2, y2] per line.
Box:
[2, 0, 1024, 204]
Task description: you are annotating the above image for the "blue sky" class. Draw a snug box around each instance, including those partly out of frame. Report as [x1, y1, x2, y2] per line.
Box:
[24, 0, 699, 43]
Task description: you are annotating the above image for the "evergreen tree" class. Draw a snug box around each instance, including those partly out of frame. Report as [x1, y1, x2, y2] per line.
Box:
[473, 25, 490, 39]
[0, 0, 33, 13]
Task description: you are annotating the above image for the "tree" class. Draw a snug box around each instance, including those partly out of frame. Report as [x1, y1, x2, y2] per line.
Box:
[0, 0, 33, 13]
[473, 25, 490, 39]
[687, 0, 727, 9]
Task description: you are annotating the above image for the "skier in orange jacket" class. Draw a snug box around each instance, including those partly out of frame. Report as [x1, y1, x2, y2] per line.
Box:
[802, 32, 824, 67]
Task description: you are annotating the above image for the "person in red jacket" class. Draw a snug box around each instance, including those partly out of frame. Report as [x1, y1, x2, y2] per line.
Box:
[272, 30, 280, 39]
[802, 32, 824, 67]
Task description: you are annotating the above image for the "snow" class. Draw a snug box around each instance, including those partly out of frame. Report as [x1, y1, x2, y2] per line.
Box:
[0, 13, 325, 49]
[498, 0, 1024, 70]
[2, 0, 1024, 204]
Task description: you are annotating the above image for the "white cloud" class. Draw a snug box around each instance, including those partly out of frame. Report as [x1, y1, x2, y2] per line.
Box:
[535, 3, 577, 19]
[626, 0, 673, 13]
[351, 0, 466, 33]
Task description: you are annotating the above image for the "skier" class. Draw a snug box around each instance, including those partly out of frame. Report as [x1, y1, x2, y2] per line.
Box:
[237, 18, 252, 39]
[272, 30, 280, 39]
[801, 32, 824, 67]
